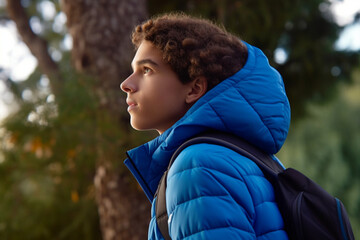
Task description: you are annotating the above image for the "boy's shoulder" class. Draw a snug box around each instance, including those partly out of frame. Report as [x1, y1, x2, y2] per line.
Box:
[169, 142, 264, 179]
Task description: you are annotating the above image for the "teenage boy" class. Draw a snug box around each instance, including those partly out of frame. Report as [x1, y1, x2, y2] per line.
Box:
[121, 13, 290, 240]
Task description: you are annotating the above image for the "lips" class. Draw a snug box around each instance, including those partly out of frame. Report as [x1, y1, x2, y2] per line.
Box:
[126, 99, 137, 112]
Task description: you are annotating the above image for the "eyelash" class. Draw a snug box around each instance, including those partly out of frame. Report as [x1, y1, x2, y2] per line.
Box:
[143, 67, 152, 74]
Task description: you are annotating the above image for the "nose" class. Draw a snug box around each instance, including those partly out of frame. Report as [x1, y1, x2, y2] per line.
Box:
[120, 74, 137, 93]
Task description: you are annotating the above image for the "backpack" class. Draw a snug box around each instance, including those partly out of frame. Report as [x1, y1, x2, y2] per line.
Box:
[155, 131, 355, 240]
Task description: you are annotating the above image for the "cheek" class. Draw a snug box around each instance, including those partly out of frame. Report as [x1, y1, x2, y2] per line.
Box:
[129, 76, 189, 131]
[139, 89, 185, 122]
[144, 83, 181, 107]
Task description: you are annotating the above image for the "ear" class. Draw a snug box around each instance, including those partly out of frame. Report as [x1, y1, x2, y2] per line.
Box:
[185, 76, 208, 104]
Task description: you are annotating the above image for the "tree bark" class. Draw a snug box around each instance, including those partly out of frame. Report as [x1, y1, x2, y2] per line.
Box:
[61, 0, 147, 117]
[61, 0, 150, 239]
[7, 0, 150, 239]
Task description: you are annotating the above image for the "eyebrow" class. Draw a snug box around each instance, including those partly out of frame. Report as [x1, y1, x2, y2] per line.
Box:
[133, 59, 159, 68]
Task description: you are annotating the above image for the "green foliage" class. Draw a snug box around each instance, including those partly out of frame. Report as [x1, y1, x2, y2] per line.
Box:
[277, 70, 360, 239]
[0, 69, 102, 239]
[0, 1, 151, 238]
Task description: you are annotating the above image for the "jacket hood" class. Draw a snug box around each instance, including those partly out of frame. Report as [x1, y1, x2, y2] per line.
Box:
[125, 42, 291, 201]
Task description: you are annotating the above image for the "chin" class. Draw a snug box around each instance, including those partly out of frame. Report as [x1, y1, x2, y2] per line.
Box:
[130, 121, 148, 132]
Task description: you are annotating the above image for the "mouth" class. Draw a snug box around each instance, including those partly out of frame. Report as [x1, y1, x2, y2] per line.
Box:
[126, 99, 137, 112]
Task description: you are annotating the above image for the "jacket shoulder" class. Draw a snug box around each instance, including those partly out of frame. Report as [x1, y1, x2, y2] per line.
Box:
[168, 143, 277, 206]
[165, 143, 286, 239]
[169, 143, 266, 182]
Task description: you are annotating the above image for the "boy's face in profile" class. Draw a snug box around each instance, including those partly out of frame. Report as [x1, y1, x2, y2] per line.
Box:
[121, 41, 192, 134]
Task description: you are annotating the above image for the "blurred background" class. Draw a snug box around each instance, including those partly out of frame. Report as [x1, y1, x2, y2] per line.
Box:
[0, 0, 359, 239]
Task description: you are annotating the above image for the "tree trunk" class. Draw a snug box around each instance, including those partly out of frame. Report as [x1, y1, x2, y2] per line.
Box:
[61, 0, 147, 117]
[7, 0, 152, 238]
[60, 0, 150, 239]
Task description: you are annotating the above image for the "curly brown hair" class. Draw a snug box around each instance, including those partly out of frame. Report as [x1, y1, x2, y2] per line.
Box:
[131, 13, 248, 90]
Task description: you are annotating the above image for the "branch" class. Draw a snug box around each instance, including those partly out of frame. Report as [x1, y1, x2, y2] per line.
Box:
[0, 14, 11, 24]
[6, 0, 61, 89]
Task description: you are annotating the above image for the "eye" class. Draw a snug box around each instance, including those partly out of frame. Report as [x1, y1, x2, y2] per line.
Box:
[143, 67, 152, 74]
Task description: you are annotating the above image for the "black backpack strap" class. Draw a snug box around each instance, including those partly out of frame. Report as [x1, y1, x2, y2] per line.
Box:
[155, 131, 283, 239]
[155, 170, 171, 240]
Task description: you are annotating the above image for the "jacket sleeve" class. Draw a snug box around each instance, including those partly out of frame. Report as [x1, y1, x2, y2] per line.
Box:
[165, 143, 258, 240]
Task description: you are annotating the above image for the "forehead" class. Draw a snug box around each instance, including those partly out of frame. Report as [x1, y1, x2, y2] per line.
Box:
[132, 41, 164, 67]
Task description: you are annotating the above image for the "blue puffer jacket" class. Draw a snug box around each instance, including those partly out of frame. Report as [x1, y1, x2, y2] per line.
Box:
[124, 42, 291, 239]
